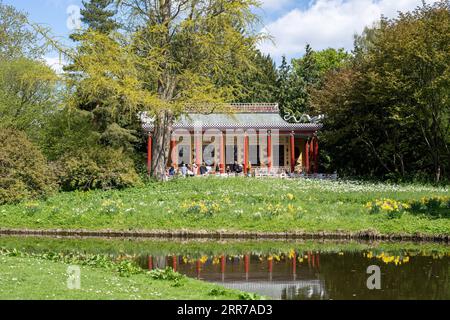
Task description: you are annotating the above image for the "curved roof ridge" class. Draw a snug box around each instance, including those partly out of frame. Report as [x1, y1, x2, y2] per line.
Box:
[228, 103, 279, 113]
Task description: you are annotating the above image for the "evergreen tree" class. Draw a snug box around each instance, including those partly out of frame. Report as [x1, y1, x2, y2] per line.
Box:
[80, 0, 118, 33]
[236, 50, 277, 103]
[276, 56, 308, 120]
[290, 45, 351, 114]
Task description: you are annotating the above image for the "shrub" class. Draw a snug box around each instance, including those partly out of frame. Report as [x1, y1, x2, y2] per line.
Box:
[149, 267, 185, 281]
[55, 146, 142, 191]
[0, 129, 56, 205]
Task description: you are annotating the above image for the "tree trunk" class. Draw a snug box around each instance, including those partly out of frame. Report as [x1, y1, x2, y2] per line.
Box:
[151, 110, 174, 181]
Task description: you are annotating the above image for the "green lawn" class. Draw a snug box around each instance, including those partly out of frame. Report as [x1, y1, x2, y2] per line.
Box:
[0, 254, 251, 300]
[0, 178, 449, 236]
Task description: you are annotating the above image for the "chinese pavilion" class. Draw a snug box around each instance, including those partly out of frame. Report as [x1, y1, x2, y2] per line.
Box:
[142, 103, 322, 175]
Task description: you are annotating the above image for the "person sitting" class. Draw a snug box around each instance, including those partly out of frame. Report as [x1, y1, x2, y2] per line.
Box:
[191, 163, 198, 176]
[233, 161, 243, 174]
[200, 162, 208, 175]
[168, 165, 176, 177]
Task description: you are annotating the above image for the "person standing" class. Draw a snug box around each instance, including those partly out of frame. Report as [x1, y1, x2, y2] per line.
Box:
[180, 162, 187, 177]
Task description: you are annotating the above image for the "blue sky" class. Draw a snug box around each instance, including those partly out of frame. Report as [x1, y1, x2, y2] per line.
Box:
[3, 0, 435, 69]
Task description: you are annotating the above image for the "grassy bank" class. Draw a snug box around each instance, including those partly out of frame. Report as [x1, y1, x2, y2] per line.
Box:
[0, 250, 254, 300]
[0, 178, 449, 236]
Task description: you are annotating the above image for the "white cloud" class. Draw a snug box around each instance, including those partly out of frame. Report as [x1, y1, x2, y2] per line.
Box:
[44, 56, 66, 74]
[259, 0, 439, 61]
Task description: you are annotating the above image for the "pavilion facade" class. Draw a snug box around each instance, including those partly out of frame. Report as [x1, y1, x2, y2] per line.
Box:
[142, 103, 322, 175]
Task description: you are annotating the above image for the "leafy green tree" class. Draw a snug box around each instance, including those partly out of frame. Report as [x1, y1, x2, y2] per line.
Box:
[312, 0, 450, 182]
[80, 0, 119, 33]
[234, 50, 277, 103]
[0, 58, 58, 134]
[69, 0, 261, 180]
[291, 45, 351, 113]
[0, 128, 56, 204]
[276, 56, 308, 119]
[0, 1, 45, 59]
[276, 45, 350, 120]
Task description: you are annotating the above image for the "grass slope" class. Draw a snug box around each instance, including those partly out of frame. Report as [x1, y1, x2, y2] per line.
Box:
[0, 255, 249, 300]
[0, 178, 449, 236]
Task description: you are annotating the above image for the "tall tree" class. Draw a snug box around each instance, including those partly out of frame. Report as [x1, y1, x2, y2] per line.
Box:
[291, 45, 351, 114]
[312, 0, 450, 181]
[0, 58, 57, 132]
[81, 0, 119, 33]
[276, 56, 308, 119]
[235, 50, 277, 103]
[70, 0, 261, 180]
[0, 2, 56, 136]
[0, 1, 45, 59]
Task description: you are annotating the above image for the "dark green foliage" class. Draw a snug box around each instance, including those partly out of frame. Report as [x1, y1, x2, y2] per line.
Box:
[70, 0, 119, 41]
[235, 50, 277, 103]
[0, 129, 56, 204]
[37, 107, 143, 193]
[312, 1, 450, 182]
[55, 146, 142, 191]
[276, 45, 350, 119]
[80, 0, 119, 33]
[208, 288, 227, 296]
[276, 55, 308, 118]
[149, 267, 185, 282]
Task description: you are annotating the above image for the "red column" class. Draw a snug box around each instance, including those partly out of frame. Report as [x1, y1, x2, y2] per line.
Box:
[221, 255, 226, 282]
[305, 140, 310, 174]
[310, 138, 314, 173]
[244, 254, 250, 281]
[172, 256, 177, 272]
[290, 132, 296, 173]
[220, 133, 225, 174]
[170, 136, 177, 168]
[243, 135, 249, 175]
[292, 252, 297, 275]
[267, 131, 272, 171]
[148, 255, 153, 271]
[314, 137, 319, 174]
[147, 134, 152, 175]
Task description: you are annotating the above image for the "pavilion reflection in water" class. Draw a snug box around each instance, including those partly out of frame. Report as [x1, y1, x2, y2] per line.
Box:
[144, 252, 328, 300]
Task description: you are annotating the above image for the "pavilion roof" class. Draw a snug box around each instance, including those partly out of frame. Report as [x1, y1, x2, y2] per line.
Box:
[141, 103, 322, 132]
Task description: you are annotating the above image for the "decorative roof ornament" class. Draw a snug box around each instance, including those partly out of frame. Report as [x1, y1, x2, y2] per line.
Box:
[139, 112, 155, 124]
[283, 111, 325, 124]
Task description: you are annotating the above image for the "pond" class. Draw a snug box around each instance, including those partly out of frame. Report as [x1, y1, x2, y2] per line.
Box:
[1, 236, 448, 300]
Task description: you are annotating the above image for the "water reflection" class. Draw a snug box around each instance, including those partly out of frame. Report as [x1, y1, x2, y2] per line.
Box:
[138, 250, 449, 300]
